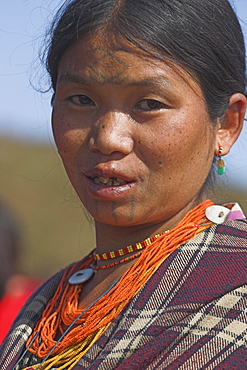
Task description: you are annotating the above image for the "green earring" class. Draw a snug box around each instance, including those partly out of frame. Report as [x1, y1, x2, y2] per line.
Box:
[217, 146, 225, 175]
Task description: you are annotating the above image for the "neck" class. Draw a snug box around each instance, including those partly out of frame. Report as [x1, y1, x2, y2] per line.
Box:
[94, 195, 206, 253]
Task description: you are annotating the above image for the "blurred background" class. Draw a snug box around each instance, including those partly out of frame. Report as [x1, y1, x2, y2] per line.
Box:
[0, 0, 247, 280]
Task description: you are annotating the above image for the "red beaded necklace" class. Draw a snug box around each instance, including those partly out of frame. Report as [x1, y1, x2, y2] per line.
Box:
[93, 251, 142, 270]
[93, 232, 171, 270]
[94, 232, 167, 261]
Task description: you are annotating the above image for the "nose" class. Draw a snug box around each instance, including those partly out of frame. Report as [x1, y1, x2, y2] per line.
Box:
[88, 112, 134, 156]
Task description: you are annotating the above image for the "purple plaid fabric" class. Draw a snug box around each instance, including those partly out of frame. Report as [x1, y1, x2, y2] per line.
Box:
[1, 219, 247, 369]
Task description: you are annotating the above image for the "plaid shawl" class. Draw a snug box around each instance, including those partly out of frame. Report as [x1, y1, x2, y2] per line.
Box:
[1, 219, 247, 369]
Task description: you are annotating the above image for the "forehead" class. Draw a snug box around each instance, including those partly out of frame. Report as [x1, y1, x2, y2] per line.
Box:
[57, 34, 201, 92]
[68, 47, 137, 84]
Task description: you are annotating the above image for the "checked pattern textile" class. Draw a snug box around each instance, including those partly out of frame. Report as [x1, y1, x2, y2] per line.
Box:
[0, 219, 247, 369]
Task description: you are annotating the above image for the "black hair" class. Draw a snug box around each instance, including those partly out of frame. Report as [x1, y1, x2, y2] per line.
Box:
[45, 0, 246, 121]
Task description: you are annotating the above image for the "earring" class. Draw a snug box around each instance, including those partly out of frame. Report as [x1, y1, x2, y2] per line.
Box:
[217, 146, 225, 175]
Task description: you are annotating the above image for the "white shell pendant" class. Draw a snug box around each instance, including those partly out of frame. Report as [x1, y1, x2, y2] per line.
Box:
[68, 268, 94, 285]
[205, 205, 230, 224]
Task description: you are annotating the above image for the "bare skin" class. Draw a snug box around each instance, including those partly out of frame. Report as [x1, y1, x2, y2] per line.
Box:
[52, 34, 246, 310]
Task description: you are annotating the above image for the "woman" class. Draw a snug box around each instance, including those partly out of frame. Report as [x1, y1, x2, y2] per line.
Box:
[1, 0, 247, 368]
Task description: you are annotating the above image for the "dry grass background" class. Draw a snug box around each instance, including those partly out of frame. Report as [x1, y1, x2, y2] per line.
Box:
[0, 137, 246, 279]
[0, 138, 95, 278]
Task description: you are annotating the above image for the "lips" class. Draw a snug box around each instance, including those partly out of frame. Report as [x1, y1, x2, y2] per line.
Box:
[83, 168, 136, 199]
[84, 167, 135, 185]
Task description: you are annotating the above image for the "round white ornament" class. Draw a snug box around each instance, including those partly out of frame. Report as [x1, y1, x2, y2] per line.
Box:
[68, 268, 94, 284]
[205, 205, 230, 224]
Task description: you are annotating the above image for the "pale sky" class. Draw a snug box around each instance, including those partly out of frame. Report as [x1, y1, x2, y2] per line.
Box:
[1, 0, 247, 190]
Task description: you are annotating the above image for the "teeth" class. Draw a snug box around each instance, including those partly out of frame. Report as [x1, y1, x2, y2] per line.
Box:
[99, 177, 109, 184]
[92, 176, 128, 186]
[94, 177, 101, 184]
[116, 177, 125, 183]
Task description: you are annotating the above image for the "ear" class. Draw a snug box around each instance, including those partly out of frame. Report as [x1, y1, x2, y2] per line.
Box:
[215, 93, 247, 156]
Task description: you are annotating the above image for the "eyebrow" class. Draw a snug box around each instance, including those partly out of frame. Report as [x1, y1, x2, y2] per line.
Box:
[58, 73, 90, 85]
[57, 72, 173, 89]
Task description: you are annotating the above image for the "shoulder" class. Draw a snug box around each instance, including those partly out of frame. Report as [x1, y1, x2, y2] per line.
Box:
[208, 218, 247, 245]
[0, 259, 82, 366]
[204, 202, 247, 239]
[0, 257, 83, 345]
[1, 268, 63, 339]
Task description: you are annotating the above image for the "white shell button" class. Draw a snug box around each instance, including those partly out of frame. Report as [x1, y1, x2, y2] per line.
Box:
[68, 268, 94, 284]
[205, 205, 230, 224]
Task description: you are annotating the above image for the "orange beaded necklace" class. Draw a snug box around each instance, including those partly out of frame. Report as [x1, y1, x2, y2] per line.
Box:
[23, 200, 214, 370]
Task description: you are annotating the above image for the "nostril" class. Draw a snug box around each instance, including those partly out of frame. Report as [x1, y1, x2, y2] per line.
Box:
[96, 120, 105, 129]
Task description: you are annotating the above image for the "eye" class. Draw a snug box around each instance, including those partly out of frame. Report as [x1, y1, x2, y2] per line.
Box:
[68, 95, 95, 107]
[134, 99, 167, 111]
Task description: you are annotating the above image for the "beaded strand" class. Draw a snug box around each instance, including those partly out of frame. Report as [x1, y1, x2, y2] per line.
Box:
[92, 251, 142, 270]
[23, 200, 214, 370]
[94, 233, 166, 260]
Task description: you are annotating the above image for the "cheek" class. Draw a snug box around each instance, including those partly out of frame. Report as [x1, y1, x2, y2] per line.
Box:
[139, 124, 187, 167]
[141, 117, 213, 177]
[52, 109, 65, 151]
[52, 110, 87, 158]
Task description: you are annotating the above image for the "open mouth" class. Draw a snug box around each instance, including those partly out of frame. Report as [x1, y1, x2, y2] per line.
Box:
[91, 176, 130, 186]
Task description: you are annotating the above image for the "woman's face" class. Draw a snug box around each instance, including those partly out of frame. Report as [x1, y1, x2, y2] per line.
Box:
[52, 35, 217, 229]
